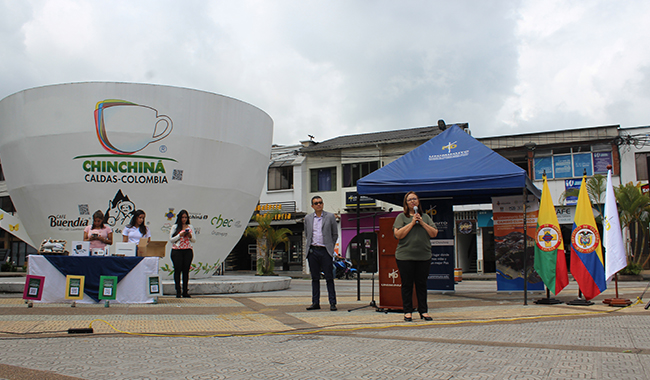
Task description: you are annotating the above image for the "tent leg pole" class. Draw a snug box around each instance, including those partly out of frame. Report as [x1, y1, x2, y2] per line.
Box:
[356, 192, 361, 301]
[523, 187, 528, 306]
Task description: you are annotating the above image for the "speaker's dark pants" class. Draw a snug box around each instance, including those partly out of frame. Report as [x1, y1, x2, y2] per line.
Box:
[307, 246, 337, 306]
[171, 248, 193, 295]
[395, 259, 430, 314]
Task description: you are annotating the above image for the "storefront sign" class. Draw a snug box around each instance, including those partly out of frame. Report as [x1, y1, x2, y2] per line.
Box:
[345, 192, 376, 207]
[593, 152, 612, 173]
[564, 179, 581, 205]
[457, 220, 474, 234]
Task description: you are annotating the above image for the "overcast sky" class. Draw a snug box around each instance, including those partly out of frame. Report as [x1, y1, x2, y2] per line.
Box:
[2, 0, 649, 145]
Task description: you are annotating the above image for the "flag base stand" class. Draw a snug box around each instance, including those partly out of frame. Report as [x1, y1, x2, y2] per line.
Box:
[534, 288, 562, 304]
[534, 297, 563, 304]
[601, 275, 632, 307]
[602, 298, 632, 307]
[566, 298, 594, 306]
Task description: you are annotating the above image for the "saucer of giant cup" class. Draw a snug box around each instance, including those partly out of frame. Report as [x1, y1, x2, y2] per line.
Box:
[0, 82, 273, 277]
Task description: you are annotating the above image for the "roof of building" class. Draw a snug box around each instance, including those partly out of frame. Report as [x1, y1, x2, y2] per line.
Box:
[300, 123, 469, 152]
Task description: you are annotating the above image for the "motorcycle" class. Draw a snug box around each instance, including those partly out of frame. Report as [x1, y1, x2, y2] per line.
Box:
[334, 257, 358, 280]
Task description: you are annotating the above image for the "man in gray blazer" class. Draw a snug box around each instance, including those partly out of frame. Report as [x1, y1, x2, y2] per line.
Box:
[304, 195, 338, 311]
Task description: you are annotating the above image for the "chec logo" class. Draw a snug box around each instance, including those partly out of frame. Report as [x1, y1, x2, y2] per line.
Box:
[536, 224, 561, 251]
[571, 225, 600, 254]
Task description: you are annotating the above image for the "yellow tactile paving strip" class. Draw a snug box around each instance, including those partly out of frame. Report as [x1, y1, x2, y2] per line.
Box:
[248, 295, 367, 306]
[0, 282, 647, 337]
[0, 311, 291, 335]
[0, 297, 245, 307]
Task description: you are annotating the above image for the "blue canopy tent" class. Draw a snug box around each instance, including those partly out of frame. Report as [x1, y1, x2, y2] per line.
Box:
[356, 124, 541, 304]
[356, 125, 540, 205]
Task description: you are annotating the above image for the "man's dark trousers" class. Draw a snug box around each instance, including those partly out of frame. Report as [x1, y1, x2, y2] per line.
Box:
[307, 246, 336, 306]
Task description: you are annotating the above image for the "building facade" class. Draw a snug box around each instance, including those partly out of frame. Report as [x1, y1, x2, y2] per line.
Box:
[231, 123, 635, 275]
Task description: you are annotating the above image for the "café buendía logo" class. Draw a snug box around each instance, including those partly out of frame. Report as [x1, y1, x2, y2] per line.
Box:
[571, 225, 600, 254]
[73, 99, 182, 185]
[536, 224, 562, 252]
[429, 140, 469, 161]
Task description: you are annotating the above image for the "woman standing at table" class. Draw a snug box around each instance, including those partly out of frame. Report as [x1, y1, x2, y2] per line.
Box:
[83, 210, 113, 250]
[169, 210, 196, 298]
[122, 210, 151, 244]
[393, 191, 438, 322]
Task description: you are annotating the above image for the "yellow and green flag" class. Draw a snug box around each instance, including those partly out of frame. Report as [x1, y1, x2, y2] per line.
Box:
[534, 174, 568, 295]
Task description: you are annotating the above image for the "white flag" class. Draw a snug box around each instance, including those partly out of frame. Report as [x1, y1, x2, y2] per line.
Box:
[604, 170, 627, 282]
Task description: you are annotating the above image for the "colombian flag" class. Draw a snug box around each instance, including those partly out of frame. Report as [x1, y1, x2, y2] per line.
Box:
[570, 175, 606, 300]
[534, 174, 569, 295]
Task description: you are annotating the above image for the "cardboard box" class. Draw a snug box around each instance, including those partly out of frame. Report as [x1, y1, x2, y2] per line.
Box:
[137, 240, 166, 257]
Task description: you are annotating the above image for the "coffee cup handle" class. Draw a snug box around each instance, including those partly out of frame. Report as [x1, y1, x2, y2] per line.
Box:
[151, 115, 173, 142]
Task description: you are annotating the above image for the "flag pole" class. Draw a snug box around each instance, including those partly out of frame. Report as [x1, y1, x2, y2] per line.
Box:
[523, 186, 528, 306]
[601, 165, 632, 307]
[602, 273, 632, 306]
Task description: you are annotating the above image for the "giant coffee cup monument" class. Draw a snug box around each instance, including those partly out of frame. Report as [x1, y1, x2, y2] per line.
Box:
[0, 83, 273, 292]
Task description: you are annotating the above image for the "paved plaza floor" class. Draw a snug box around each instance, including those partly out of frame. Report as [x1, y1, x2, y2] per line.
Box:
[0, 277, 649, 379]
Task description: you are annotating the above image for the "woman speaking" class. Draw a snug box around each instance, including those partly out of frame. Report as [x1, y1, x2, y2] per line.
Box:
[393, 191, 438, 322]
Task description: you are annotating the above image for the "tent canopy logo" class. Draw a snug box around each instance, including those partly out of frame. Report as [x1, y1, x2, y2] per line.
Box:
[442, 141, 457, 153]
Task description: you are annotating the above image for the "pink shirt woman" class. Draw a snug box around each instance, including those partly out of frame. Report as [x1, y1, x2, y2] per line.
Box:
[83, 210, 113, 250]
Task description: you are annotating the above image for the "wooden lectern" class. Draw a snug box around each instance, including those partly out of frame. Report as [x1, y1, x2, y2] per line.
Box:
[378, 217, 417, 311]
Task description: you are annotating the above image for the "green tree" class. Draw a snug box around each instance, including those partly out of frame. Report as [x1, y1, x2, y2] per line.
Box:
[244, 211, 292, 275]
[614, 182, 650, 268]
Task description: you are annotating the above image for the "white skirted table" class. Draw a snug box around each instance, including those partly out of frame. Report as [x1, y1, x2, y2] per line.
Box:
[28, 254, 159, 303]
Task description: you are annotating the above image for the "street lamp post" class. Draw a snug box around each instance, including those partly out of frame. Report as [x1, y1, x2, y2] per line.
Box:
[522, 142, 536, 306]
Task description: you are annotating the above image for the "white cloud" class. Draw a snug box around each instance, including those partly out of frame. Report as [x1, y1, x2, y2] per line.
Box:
[495, 0, 650, 136]
[2, 0, 650, 144]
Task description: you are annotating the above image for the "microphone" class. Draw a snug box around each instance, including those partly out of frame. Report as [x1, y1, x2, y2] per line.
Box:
[414, 206, 419, 224]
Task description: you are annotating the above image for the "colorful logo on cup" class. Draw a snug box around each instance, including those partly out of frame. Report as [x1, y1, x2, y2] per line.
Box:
[94, 100, 173, 155]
